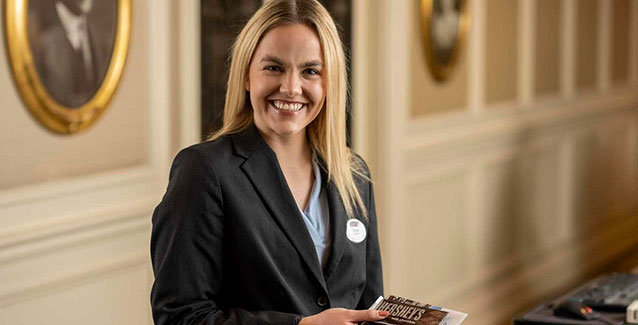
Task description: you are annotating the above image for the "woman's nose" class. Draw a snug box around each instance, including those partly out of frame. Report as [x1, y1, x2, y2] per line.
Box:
[280, 73, 302, 97]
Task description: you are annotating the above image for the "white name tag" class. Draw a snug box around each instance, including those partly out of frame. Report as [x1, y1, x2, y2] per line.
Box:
[346, 219, 366, 243]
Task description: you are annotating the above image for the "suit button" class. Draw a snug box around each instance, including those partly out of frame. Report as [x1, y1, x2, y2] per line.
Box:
[316, 296, 328, 307]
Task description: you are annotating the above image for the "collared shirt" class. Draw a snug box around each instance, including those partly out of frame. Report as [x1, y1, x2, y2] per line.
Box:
[298, 157, 331, 269]
[56, 1, 88, 51]
[56, 1, 93, 77]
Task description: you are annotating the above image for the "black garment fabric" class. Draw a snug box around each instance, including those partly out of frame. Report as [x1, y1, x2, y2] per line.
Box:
[150, 125, 383, 324]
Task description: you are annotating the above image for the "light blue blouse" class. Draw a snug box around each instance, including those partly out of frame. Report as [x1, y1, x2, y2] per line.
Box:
[298, 158, 331, 268]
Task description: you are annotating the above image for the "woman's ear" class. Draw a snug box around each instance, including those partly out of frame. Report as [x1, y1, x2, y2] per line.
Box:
[245, 79, 250, 91]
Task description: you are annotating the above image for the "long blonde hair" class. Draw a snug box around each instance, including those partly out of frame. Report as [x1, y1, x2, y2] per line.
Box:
[208, 0, 368, 219]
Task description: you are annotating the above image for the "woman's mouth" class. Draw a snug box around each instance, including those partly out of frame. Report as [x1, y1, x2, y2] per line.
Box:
[270, 100, 306, 112]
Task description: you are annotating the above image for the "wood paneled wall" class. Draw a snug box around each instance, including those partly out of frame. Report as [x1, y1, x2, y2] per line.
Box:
[352, 1, 638, 324]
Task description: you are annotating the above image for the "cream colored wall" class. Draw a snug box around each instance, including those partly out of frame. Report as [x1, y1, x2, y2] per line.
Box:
[0, 0, 189, 323]
[577, 0, 599, 90]
[612, 0, 631, 83]
[2, 0, 637, 324]
[0, 4, 149, 190]
[353, 1, 638, 325]
[485, 0, 518, 104]
[535, 0, 561, 96]
[411, 0, 468, 115]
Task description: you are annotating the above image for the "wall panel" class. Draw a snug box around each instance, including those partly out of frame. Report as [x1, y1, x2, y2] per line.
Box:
[0, 265, 150, 325]
[0, 0, 175, 324]
[520, 145, 561, 252]
[0, 0, 150, 190]
[399, 104, 638, 325]
[0, 218, 149, 305]
[485, 0, 518, 104]
[481, 157, 521, 265]
[401, 170, 468, 298]
[535, 0, 561, 96]
[410, 0, 468, 116]
[612, 0, 631, 83]
[574, 120, 637, 236]
[365, 0, 638, 324]
[576, 0, 599, 90]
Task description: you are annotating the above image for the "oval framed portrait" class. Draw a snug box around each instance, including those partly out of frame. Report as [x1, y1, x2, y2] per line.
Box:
[3, 0, 131, 134]
[420, 0, 469, 82]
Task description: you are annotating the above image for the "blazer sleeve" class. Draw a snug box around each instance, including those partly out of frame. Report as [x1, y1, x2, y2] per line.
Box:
[150, 147, 302, 325]
[355, 160, 384, 309]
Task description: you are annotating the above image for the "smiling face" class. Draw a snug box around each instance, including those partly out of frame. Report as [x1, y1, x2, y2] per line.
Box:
[246, 23, 325, 143]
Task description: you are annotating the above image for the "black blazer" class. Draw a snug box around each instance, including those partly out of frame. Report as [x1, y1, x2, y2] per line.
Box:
[150, 125, 383, 325]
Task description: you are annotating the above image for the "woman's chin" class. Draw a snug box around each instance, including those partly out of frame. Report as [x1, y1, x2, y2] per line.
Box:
[265, 123, 307, 139]
[254, 112, 311, 140]
[273, 127, 302, 138]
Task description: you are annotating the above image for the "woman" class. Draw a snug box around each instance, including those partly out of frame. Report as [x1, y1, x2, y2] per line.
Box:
[150, 1, 386, 324]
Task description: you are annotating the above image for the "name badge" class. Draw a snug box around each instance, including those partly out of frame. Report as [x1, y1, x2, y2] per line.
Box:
[346, 219, 366, 243]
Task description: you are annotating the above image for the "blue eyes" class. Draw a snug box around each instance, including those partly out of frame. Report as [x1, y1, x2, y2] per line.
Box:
[263, 66, 320, 76]
[305, 69, 320, 75]
[264, 66, 282, 72]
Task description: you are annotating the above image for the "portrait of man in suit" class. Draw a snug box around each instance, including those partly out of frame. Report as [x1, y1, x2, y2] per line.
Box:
[27, 0, 117, 108]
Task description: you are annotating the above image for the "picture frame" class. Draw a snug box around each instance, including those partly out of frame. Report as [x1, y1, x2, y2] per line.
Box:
[3, 0, 131, 134]
[420, 0, 469, 82]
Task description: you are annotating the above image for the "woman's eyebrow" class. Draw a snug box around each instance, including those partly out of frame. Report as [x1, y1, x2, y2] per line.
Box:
[259, 55, 322, 68]
[301, 60, 323, 68]
[260, 55, 284, 65]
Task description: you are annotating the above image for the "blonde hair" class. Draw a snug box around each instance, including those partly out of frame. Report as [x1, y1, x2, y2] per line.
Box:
[207, 0, 368, 219]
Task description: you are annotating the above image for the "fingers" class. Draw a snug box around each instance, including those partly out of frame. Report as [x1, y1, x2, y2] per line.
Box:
[303, 308, 390, 325]
[349, 309, 390, 321]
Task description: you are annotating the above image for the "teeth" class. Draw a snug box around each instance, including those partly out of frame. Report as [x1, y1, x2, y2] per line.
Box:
[273, 100, 304, 112]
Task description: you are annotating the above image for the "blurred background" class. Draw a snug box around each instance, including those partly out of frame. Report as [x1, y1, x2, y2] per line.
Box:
[1, 0, 637, 324]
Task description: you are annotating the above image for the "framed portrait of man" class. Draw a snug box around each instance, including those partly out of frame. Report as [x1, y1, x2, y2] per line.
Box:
[3, 0, 131, 134]
[420, 0, 469, 82]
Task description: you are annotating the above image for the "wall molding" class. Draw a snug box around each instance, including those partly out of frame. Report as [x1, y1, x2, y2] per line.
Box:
[598, 0, 612, 91]
[560, 0, 576, 98]
[365, 1, 638, 325]
[408, 90, 635, 137]
[0, 0, 173, 319]
[518, 0, 535, 105]
[398, 94, 638, 325]
[428, 215, 638, 323]
[0, 207, 151, 308]
[468, 0, 485, 113]
[0, 166, 160, 238]
[148, 0, 173, 183]
[632, 0, 638, 86]
[375, 0, 410, 288]
[352, 0, 374, 159]
[404, 93, 637, 164]
[0, 0, 173, 231]
[0, 166, 156, 208]
[0, 201, 152, 263]
[178, 0, 201, 148]
[0, 255, 149, 309]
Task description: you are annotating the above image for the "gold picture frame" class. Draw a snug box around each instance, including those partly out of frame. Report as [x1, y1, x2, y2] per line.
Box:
[420, 0, 469, 82]
[3, 0, 131, 134]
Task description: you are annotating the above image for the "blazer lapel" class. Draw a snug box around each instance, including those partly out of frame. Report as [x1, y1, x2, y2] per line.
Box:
[232, 126, 328, 292]
[322, 172, 347, 280]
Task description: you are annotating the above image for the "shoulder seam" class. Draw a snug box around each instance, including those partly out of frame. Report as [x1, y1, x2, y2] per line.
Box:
[187, 146, 225, 212]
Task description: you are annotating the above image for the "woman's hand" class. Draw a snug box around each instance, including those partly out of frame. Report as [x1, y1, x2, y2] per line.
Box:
[298, 308, 389, 325]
